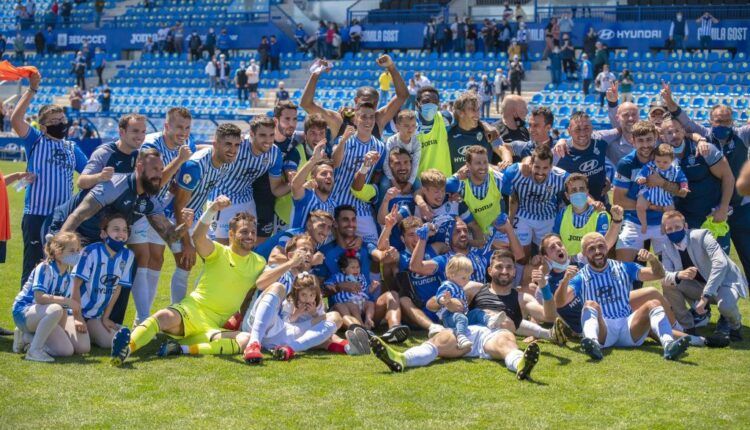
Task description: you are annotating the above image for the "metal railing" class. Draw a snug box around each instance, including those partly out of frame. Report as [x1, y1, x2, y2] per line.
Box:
[535, 4, 750, 23]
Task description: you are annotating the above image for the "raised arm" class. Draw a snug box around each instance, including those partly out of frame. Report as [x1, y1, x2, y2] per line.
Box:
[636, 249, 665, 282]
[332, 125, 355, 168]
[299, 60, 343, 136]
[192, 197, 227, 258]
[291, 139, 326, 200]
[161, 144, 193, 187]
[256, 251, 305, 292]
[604, 205, 623, 251]
[147, 213, 188, 245]
[375, 55, 408, 130]
[11, 71, 41, 139]
[661, 82, 710, 136]
[408, 225, 439, 276]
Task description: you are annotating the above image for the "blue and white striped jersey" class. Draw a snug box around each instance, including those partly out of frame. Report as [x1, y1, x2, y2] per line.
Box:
[213, 139, 283, 205]
[331, 135, 386, 216]
[73, 242, 134, 319]
[175, 147, 231, 220]
[502, 162, 569, 220]
[141, 131, 197, 207]
[290, 189, 338, 230]
[636, 162, 689, 208]
[325, 272, 373, 304]
[20, 126, 87, 215]
[568, 259, 641, 319]
[430, 244, 493, 284]
[12, 261, 72, 315]
[435, 280, 467, 318]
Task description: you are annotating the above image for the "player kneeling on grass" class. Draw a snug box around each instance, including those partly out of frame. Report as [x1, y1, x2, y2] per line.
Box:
[242, 272, 347, 363]
[12, 232, 88, 362]
[566, 232, 690, 361]
[71, 213, 135, 349]
[110, 196, 268, 365]
[325, 254, 380, 330]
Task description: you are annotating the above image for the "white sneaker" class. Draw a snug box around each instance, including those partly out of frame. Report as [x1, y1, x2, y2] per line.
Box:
[487, 312, 507, 330]
[25, 348, 55, 363]
[456, 334, 473, 349]
[428, 323, 445, 338]
[12, 327, 24, 353]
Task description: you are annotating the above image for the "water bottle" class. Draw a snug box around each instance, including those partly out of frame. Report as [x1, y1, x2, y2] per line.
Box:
[13, 176, 29, 192]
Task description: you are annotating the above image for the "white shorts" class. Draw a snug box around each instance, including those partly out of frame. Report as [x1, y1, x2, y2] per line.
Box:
[616, 220, 668, 254]
[515, 216, 555, 247]
[357, 215, 379, 244]
[602, 315, 649, 349]
[127, 216, 166, 246]
[464, 325, 503, 360]
[214, 200, 257, 239]
[262, 319, 313, 350]
[170, 224, 197, 254]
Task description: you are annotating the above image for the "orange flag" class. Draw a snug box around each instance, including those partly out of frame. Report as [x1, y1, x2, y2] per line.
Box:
[0, 60, 39, 81]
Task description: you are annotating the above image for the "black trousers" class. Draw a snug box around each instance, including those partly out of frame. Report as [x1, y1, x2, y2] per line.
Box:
[21, 214, 46, 287]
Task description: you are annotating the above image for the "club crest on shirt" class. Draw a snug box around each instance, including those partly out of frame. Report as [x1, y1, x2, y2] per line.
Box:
[182, 173, 192, 184]
[120, 260, 127, 271]
[476, 131, 483, 141]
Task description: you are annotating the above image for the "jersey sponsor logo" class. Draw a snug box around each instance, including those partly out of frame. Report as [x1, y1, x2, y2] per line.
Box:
[472, 202, 495, 213]
[476, 132, 484, 141]
[579, 159, 599, 173]
[421, 139, 438, 148]
[100, 274, 120, 288]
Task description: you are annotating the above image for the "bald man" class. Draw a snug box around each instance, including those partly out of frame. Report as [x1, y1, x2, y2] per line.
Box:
[493, 95, 530, 144]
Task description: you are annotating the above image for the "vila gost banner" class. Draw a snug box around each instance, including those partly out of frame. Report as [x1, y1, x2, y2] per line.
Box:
[3, 24, 296, 52]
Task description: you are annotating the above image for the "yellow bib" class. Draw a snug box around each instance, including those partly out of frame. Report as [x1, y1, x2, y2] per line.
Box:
[417, 112, 452, 177]
[462, 175, 503, 234]
[558, 205, 609, 256]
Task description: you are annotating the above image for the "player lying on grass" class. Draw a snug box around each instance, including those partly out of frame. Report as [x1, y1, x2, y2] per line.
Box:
[110, 197, 267, 365]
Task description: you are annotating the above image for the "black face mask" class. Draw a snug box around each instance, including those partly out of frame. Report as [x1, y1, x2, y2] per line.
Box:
[514, 117, 526, 128]
[45, 122, 69, 140]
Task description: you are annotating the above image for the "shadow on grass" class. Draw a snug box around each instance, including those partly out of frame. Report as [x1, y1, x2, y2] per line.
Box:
[540, 350, 571, 366]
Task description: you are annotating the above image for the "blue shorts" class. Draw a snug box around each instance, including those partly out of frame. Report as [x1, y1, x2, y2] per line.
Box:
[557, 296, 584, 335]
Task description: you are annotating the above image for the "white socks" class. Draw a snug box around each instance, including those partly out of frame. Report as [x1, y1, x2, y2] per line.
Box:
[147, 269, 161, 306]
[131, 268, 151, 324]
[504, 349, 524, 372]
[404, 342, 438, 367]
[288, 320, 337, 352]
[249, 293, 280, 345]
[581, 306, 600, 344]
[170, 268, 189, 303]
[29, 305, 64, 353]
[649, 306, 674, 347]
[516, 319, 551, 340]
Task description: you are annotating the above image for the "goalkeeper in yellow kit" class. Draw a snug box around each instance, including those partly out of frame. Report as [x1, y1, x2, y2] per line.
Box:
[110, 195, 278, 365]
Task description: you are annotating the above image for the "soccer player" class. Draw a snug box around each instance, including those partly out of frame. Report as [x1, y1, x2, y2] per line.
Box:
[110, 197, 266, 365]
[11, 70, 88, 285]
[55, 149, 185, 324]
[300, 55, 407, 139]
[661, 211, 746, 341]
[502, 146, 568, 259]
[447, 145, 504, 235]
[613, 121, 676, 261]
[71, 213, 135, 349]
[214, 116, 287, 245]
[12, 232, 83, 362]
[414, 86, 453, 177]
[553, 174, 623, 260]
[289, 140, 336, 230]
[76, 114, 147, 190]
[565, 232, 690, 361]
[169, 123, 242, 303]
[504, 107, 556, 162]
[331, 103, 387, 242]
[554, 112, 613, 202]
[135, 107, 197, 317]
[261, 210, 332, 263]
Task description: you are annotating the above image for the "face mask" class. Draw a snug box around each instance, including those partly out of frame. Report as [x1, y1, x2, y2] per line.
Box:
[569, 192, 588, 209]
[547, 258, 569, 272]
[712, 126, 732, 140]
[60, 253, 80, 267]
[420, 103, 438, 122]
[673, 141, 685, 155]
[105, 237, 126, 252]
[514, 117, 525, 128]
[666, 229, 686, 244]
[45, 122, 68, 140]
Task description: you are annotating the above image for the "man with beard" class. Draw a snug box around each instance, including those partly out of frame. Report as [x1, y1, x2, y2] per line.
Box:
[213, 117, 287, 246]
[370, 249, 542, 381]
[504, 107, 555, 162]
[317, 205, 410, 343]
[289, 141, 336, 230]
[613, 121, 679, 261]
[254, 101, 305, 233]
[565, 232, 690, 361]
[110, 197, 267, 366]
[52, 149, 186, 324]
[447, 146, 504, 235]
[300, 55, 408, 139]
[76, 114, 147, 190]
[493, 95, 529, 144]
